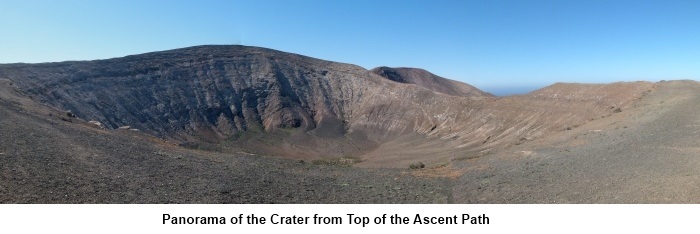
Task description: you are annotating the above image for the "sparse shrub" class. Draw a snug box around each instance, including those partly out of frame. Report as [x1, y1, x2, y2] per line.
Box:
[613, 108, 622, 113]
[409, 162, 425, 169]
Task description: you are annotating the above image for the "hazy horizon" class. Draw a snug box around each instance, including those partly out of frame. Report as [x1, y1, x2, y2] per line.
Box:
[479, 85, 542, 96]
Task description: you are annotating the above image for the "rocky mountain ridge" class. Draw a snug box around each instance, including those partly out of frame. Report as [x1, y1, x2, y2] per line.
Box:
[0, 45, 654, 166]
[6, 46, 698, 204]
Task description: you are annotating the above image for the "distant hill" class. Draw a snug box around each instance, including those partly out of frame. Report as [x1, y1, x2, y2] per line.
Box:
[371, 66, 493, 97]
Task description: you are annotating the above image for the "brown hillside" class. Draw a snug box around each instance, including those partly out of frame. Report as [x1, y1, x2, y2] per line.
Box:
[0, 46, 655, 166]
[2, 46, 696, 203]
[370, 66, 493, 97]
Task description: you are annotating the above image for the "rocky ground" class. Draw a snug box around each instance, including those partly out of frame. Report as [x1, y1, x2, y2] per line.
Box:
[3, 79, 700, 203]
[0, 110, 452, 203]
[451, 80, 700, 203]
[0, 79, 451, 203]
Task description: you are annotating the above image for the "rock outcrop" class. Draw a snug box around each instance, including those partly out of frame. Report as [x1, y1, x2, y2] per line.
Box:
[0, 46, 373, 140]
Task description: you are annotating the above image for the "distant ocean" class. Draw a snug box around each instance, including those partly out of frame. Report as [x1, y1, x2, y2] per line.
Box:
[480, 85, 545, 97]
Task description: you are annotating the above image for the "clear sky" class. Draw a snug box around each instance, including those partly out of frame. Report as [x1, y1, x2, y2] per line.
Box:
[1, 0, 699, 95]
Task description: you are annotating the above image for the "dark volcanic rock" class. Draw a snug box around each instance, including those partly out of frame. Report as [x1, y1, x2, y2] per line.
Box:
[2, 45, 493, 158]
[0, 46, 377, 142]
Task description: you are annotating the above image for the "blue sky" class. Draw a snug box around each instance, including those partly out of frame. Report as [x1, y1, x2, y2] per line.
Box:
[1, 0, 699, 95]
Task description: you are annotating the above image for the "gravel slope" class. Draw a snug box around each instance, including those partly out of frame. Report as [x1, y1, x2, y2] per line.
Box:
[0, 79, 452, 203]
[452, 80, 700, 203]
[4, 78, 700, 204]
